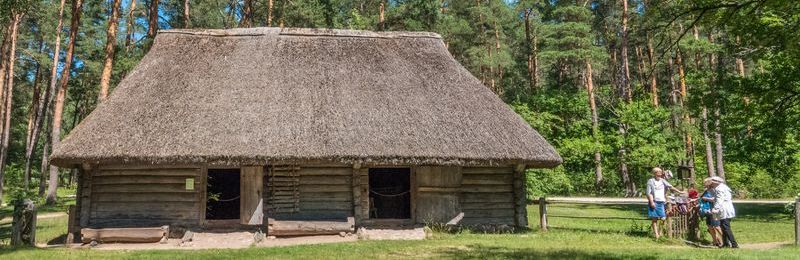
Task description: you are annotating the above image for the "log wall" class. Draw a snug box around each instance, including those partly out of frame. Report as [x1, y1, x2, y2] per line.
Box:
[266, 165, 354, 220]
[459, 167, 516, 225]
[87, 166, 203, 228]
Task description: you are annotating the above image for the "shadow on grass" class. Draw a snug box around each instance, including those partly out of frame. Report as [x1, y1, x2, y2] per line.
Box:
[438, 244, 658, 260]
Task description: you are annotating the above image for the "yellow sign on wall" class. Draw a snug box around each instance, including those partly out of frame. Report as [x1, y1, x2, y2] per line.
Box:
[185, 178, 195, 190]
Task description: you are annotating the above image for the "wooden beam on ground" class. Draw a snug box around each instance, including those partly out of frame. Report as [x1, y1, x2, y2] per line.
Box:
[267, 217, 354, 236]
[81, 226, 168, 243]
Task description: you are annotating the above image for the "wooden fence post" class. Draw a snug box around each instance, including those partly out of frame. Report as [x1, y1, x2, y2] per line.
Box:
[11, 199, 36, 246]
[795, 198, 799, 246]
[539, 197, 547, 232]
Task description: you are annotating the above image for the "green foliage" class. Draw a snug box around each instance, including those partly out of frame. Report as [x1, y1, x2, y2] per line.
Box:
[525, 167, 572, 199]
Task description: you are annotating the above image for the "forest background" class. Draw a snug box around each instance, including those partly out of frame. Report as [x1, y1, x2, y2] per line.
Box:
[0, 0, 798, 206]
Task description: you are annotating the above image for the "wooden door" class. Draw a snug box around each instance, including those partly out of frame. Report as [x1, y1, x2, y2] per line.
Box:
[415, 166, 461, 224]
[240, 166, 264, 225]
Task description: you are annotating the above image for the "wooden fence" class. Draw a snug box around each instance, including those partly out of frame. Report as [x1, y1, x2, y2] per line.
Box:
[534, 197, 700, 240]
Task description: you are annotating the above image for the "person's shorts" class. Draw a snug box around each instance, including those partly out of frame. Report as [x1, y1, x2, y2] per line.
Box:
[706, 215, 720, 227]
[648, 201, 666, 219]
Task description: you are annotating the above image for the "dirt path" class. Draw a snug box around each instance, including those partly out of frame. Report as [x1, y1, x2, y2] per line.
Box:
[546, 197, 791, 205]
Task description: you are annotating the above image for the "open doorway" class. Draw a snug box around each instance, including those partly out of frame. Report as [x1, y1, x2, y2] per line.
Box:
[368, 168, 411, 219]
[206, 168, 241, 220]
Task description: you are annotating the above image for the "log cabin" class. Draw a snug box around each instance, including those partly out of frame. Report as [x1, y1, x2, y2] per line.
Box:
[50, 27, 562, 237]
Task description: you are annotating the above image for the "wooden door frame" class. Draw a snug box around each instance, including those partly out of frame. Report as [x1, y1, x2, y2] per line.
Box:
[363, 165, 416, 225]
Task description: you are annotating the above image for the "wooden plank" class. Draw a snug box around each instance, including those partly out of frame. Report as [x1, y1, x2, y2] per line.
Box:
[268, 217, 354, 236]
[300, 167, 351, 176]
[461, 174, 513, 185]
[92, 183, 195, 193]
[461, 202, 515, 210]
[94, 168, 199, 177]
[270, 210, 352, 220]
[81, 226, 168, 243]
[80, 168, 93, 227]
[300, 192, 352, 201]
[301, 175, 350, 185]
[88, 219, 197, 228]
[460, 184, 513, 193]
[417, 187, 460, 193]
[459, 217, 515, 225]
[513, 165, 529, 228]
[241, 166, 265, 225]
[795, 198, 799, 246]
[416, 166, 461, 187]
[299, 201, 353, 211]
[298, 184, 351, 193]
[462, 209, 515, 218]
[461, 193, 513, 203]
[92, 201, 198, 212]
[92, 175, 192, 185]
[91, 211, 199, 220]
[93, 192, 198, 202]
[462, 167, 513, 175]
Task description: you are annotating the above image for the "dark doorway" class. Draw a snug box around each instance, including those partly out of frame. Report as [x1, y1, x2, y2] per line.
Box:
[368, 168, 411, 219]
[206, 169, 241, 220]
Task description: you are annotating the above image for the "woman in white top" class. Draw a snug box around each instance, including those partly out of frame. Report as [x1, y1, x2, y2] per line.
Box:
[646, 167, 682, 239]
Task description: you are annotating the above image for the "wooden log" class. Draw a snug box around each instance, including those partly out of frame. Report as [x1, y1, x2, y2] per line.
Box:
[11, 199, 37, 246]
[241, 166, 265, 225]
[460, 184, 513, 193]
[462, 167, 513, 175]
[267, 217, 354, 236]
[299, 167, 351, 176]
[94, 168, 199, 177]
[80, 168, 93, 227]
[81, 226, 168, 243]
[795, 198, 799, 246]
[67, 205, 79, 243]
[298, 184, 351, 193]
[538, 197, 547, 232]
[352, 165, 362, 224]
[513, 164, 528, 228]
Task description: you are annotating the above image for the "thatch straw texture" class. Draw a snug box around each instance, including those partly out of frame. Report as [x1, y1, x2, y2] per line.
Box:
[50, 27, 561, 168]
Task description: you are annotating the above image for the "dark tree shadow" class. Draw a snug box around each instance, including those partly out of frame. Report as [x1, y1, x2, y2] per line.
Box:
[438, 244, 659, 260]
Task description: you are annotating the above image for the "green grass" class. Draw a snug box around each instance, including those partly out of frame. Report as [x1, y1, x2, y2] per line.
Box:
[0, 202, 796, 259]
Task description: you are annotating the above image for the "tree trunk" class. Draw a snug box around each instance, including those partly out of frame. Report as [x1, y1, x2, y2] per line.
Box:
[146, 0, 158, 39]
[708, 33, 725, 179]
[586, 59, 602, 191]
[47, 0, 84, 205]
[267, 0, 274, 26]
[676, 49, 696, 184]
[647, 35, 658, 107]
[379, 1, 385, 31]
[125, 0, 136, 49]
[183, 0, 190, 28]
[24, 38, 45, 187]
[98, 0, 122, 103]
[0, 13, 23, 197]
[240, 0, 252, 27]
[39, 113, 51, 197]
[31, 0, 66, 197]
[524, 9, 539, 92]
[619, 0, 632, 103]
[702, 105, 716, 177]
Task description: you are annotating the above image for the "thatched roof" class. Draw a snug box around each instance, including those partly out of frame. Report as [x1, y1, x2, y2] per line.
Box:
[50, 27, 561, 168]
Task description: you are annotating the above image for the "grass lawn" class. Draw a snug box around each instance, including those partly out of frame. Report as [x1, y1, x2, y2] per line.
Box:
[0, 200, 797, 259]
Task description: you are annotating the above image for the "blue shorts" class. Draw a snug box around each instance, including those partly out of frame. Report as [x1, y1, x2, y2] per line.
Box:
[648, 201, 666, 219]
[706, 216, 720, 227]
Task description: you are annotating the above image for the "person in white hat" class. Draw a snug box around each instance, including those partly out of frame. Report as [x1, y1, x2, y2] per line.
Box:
[708, 176, 738, 248]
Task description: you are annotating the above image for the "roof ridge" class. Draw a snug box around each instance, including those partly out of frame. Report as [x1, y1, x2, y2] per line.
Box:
[159, 27, 442, 39]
